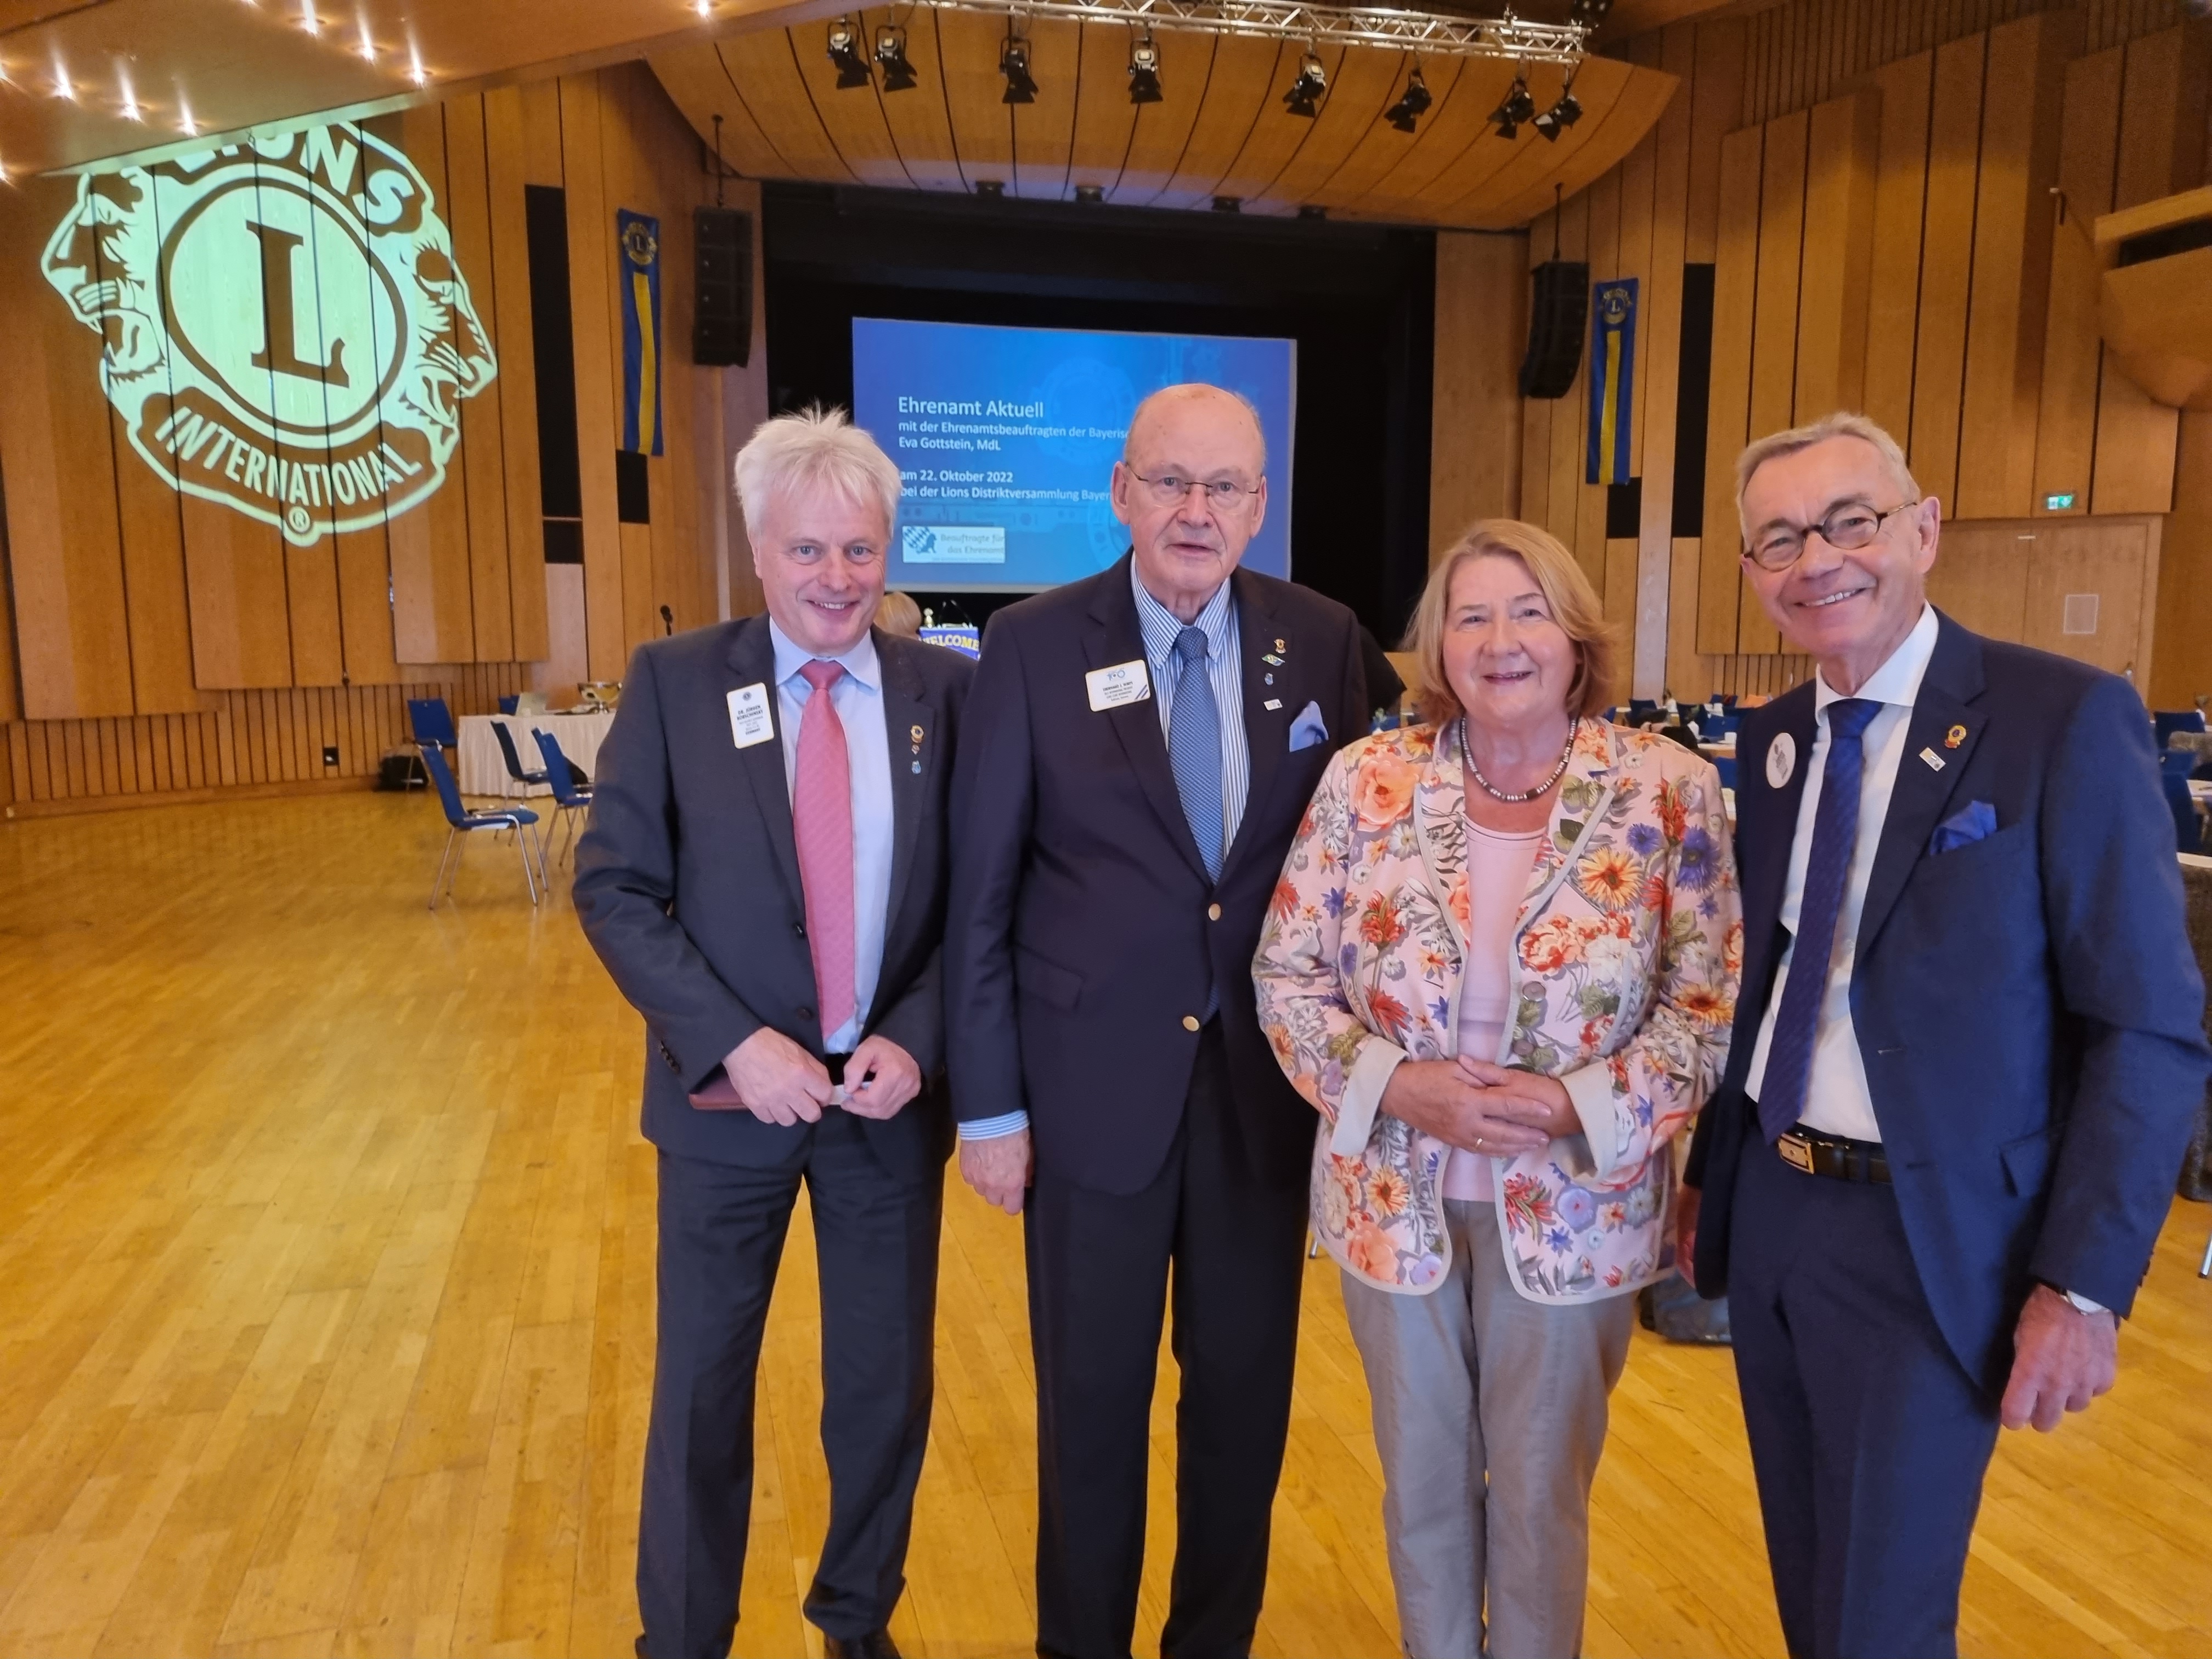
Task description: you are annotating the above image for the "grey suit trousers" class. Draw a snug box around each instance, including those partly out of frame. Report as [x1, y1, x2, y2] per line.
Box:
[1341, 1199, 1633, 1659]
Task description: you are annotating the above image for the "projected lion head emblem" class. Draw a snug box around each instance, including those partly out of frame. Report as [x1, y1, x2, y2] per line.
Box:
[42, 123, 495, 548]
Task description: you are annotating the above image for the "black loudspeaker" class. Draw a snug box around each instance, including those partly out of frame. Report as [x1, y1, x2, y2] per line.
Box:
[1519, 258, 1589, 399]
[693, 207, 753, 367]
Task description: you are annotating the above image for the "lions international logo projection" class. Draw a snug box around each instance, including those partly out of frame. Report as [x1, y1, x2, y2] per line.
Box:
[42, 123, 495, 548]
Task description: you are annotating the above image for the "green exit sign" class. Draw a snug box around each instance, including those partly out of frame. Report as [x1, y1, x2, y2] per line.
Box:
[2044, 492, 2078, 511]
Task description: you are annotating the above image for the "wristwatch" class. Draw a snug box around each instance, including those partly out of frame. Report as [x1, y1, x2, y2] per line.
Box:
[2061, 1288, 2109, 1317]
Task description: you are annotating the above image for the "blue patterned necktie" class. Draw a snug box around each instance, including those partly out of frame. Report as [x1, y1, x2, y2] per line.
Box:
[1758, 697, 1881, 1144]
[1169, 625, 1224, 1018]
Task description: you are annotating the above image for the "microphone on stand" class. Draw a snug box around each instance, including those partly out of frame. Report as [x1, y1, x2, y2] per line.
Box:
[659, 604, 674, 637]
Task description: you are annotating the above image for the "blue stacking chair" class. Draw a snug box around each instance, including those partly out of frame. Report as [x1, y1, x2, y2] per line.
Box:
[1714, 754, 1739, 792]
[498, 695, 520, 714]
[2160, 752, 2201, 854]
[534, 727, 596, 865]
[490, 720, 548, 791]
[420, 744, 546, 909]
[2154, 710, 2207, 749]
[407, 696, 459, 752]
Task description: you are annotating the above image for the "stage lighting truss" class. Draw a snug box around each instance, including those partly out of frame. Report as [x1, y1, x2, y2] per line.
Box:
[1384, 61, 1430, 131]
[876, 22, 921, 91]
[827, 15, 874, 87]
[1283, 48, 1327, 116]
[1001, 31, 1039, 101]
[907, 0, 1587, 64]
[1128, 29, 1164, 103]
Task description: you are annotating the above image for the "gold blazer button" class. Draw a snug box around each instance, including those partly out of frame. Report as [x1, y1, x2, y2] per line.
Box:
[1207, 903, 1222, 921]
[1182, 1015, 1201, 1032]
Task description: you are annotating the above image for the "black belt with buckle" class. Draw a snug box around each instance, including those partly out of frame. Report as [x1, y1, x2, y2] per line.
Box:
[1776, 1127, 1891, 1184]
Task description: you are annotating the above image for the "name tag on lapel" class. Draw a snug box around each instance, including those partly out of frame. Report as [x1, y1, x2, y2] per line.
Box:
[1086, 659, 1152, 712]
[727, 683, 774, 749]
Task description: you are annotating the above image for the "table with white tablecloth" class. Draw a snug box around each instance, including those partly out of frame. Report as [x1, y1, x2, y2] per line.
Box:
[456, 711, 617, 798]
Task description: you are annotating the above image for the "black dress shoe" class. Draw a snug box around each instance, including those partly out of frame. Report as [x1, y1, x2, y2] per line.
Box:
[822, 1630, 902, 1659]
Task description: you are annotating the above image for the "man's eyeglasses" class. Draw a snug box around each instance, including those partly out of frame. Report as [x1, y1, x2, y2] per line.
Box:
[1746, 499, 1920, 571]
[1128, 470, 1263, 511]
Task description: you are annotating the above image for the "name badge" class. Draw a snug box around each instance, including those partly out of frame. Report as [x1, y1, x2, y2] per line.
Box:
[1086, 659, 1152, 712]
[727, 682, 774, 749]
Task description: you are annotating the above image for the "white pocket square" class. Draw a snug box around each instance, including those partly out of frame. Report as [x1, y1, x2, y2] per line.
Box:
[1289, 702, 1329, 752]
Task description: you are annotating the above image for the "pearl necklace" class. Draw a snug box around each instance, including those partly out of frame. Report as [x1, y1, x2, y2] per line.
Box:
[1460, 716, 1577, 804]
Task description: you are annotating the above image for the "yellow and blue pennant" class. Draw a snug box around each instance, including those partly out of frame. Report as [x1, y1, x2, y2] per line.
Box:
[618, 210, 663, 457]
[1585, 278, 1637, 486]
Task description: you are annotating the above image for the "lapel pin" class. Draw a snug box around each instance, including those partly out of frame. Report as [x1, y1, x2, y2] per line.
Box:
[1920, 747, 1946, 772]
[1262, 652, 1284, 666]
[1274, 637, 1287, 654]
[1944, 723, 1967, 749]
[911, 723, 925, 751]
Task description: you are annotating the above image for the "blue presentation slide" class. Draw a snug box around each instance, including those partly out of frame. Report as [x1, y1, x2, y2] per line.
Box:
[850, 318, 1295, 590]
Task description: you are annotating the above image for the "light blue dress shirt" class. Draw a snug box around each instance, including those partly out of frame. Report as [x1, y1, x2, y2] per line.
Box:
[770, 619, 893, 1056]
[961, 565, 1251, 1143]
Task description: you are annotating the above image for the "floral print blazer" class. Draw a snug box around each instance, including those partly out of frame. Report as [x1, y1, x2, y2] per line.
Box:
[1252, 718, 1742, 1304]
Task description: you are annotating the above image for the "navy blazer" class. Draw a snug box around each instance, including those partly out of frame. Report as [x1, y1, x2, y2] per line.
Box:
[944, 555, 1368, 1196]
[573, 618, 972, 1176]
[1685, 612, 2210, 1393]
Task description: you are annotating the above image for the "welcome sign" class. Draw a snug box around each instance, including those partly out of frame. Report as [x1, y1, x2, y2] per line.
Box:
[41, 122, 496, 549]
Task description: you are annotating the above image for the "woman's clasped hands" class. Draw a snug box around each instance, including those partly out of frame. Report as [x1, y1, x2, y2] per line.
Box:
[1378, 1054, 1582, 1156]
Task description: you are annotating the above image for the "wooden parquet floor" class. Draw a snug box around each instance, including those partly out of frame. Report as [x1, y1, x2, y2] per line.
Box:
[2, 793, 2209, 1659]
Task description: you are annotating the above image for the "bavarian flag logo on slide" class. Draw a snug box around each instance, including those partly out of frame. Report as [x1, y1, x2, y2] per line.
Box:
[40, 122, 496, 549]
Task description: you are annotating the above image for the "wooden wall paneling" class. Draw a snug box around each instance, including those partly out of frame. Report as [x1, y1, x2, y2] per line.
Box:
[1683, 19, 1747, 264]
[1737, 107, 1807, 655]
[1543, 190, 1594, 564]
[381, 109, 478, 666]
[2033, 48, 2124, 518]
[484, 86, 551, 662]
[1954, 12, 2076, 520]
[1906, 33, 1986, 517]
[1006, 18, 1081, 200]
[1212, 42, 1369, 209]
[2023, 520, 2148, 678]
[636, 72, 715, 635]
[0, 518, 16, 725]
[1615, 105, 1660, 488]
[712, 35, 855, 183]
[1863, 49, 1933, 446]
[1353, 59, 1517, 216]
[1577, 165, 1624, 605]
[785, 17, 917, 191]
[849, 14, 960, 193]
[1793, 89, 1880, 421]
[647, 46, 792, 183]
[519, 78, 566, 187]
[442, 94, 516, 663]
[937, 8, 1024, 193]
[2090, 25, 2203, 515]
[83, 176, 200, 717]
[1521, 207, 1556, 535]
[1295, 55, 1461, 213]
[2149, 410, 2212, 706]
[1639, 20, 1697, 699]
[1111, 29, 1215, 202]
[0, 177, 137, 721]
[559, 73, 630, 681]
[600, 66, 664, 660]
[1146, 35, 1289, 210]
[1429, 232, 1528, 557]
[1696, 126, 1762, 656]
[1061, 21, 1143, 200]
[1481, 61, 1681, 229]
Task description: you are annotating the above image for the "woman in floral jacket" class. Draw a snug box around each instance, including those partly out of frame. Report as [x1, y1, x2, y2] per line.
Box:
[1252, 520, 1741, 1659]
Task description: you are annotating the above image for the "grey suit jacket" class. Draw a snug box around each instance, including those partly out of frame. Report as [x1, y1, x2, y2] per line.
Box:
[573, 616, 973, 1174]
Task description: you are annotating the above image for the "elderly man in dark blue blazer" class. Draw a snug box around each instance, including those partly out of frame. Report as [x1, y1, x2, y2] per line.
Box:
[1682, 411, 2209, 1659]
[945, 383, 1367, 1659]
[576, 408, 970, 1659]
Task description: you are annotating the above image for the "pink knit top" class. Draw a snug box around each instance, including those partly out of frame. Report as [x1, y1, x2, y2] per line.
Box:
[1441, 819, 1544, 1203]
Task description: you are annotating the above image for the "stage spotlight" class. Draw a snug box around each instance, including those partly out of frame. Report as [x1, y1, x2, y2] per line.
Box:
[1128, 30, 1163, 104]
[1384, 63, 1431, 132]
[975, 178, 1006, 196]
[1074, 183, 1105, 202]
[1283, 50, 1327, 119]
[1569, 0, 1615, 23]
[1489, 74, 1533, 138]
[1298, 204, 1327, 219]
[1001, 35, 1037, 105]
[1212, 194, 1242, 212]
[1533, 81, 1582, 141]
[826, 16, 872, 89]
[875, 24, 918, 92]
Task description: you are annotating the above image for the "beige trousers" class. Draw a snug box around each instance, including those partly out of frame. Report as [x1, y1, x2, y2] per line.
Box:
[1340, 1199, 1634, 1659]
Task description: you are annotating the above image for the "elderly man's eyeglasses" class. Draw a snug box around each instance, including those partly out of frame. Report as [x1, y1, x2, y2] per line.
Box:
[1129, 470, 1263, 511]
[1747, 500, 1920, 571]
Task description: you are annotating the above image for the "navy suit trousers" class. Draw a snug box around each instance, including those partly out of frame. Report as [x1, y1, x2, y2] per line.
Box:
[639, 1120, 941, 1658]
[1728, 1141, 2002, 1659]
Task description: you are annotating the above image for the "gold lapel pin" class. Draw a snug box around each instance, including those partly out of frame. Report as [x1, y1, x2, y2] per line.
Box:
[1274, 637, 1287, 654]
[1944, 723, 1967, 749]
[911, 724, 925, 748]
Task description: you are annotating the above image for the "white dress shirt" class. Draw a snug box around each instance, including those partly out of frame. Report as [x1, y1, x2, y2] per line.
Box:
[770, 619, 894, 1056]
[1744, 603, 1940, 1144]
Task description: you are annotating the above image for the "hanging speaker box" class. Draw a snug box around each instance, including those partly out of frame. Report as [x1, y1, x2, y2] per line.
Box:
[693, 206, 753, 368]
[1520, 259, 1589, 400]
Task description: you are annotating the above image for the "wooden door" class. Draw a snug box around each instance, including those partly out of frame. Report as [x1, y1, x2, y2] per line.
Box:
[1926, 521, 2032, 640]
[2021, 521, 2146, 679]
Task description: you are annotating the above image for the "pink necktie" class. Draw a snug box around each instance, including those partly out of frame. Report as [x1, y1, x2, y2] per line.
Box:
[792, 660, 856, 1041]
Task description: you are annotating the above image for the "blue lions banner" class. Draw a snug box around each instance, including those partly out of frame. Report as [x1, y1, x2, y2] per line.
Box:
[1585, 277, 1637, 486]
[618, 210, 663, 456]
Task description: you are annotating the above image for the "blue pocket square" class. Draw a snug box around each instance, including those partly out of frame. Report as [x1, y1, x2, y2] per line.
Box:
[1928, 799, 1997, 855]
[1289, 701, 1330, 753]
